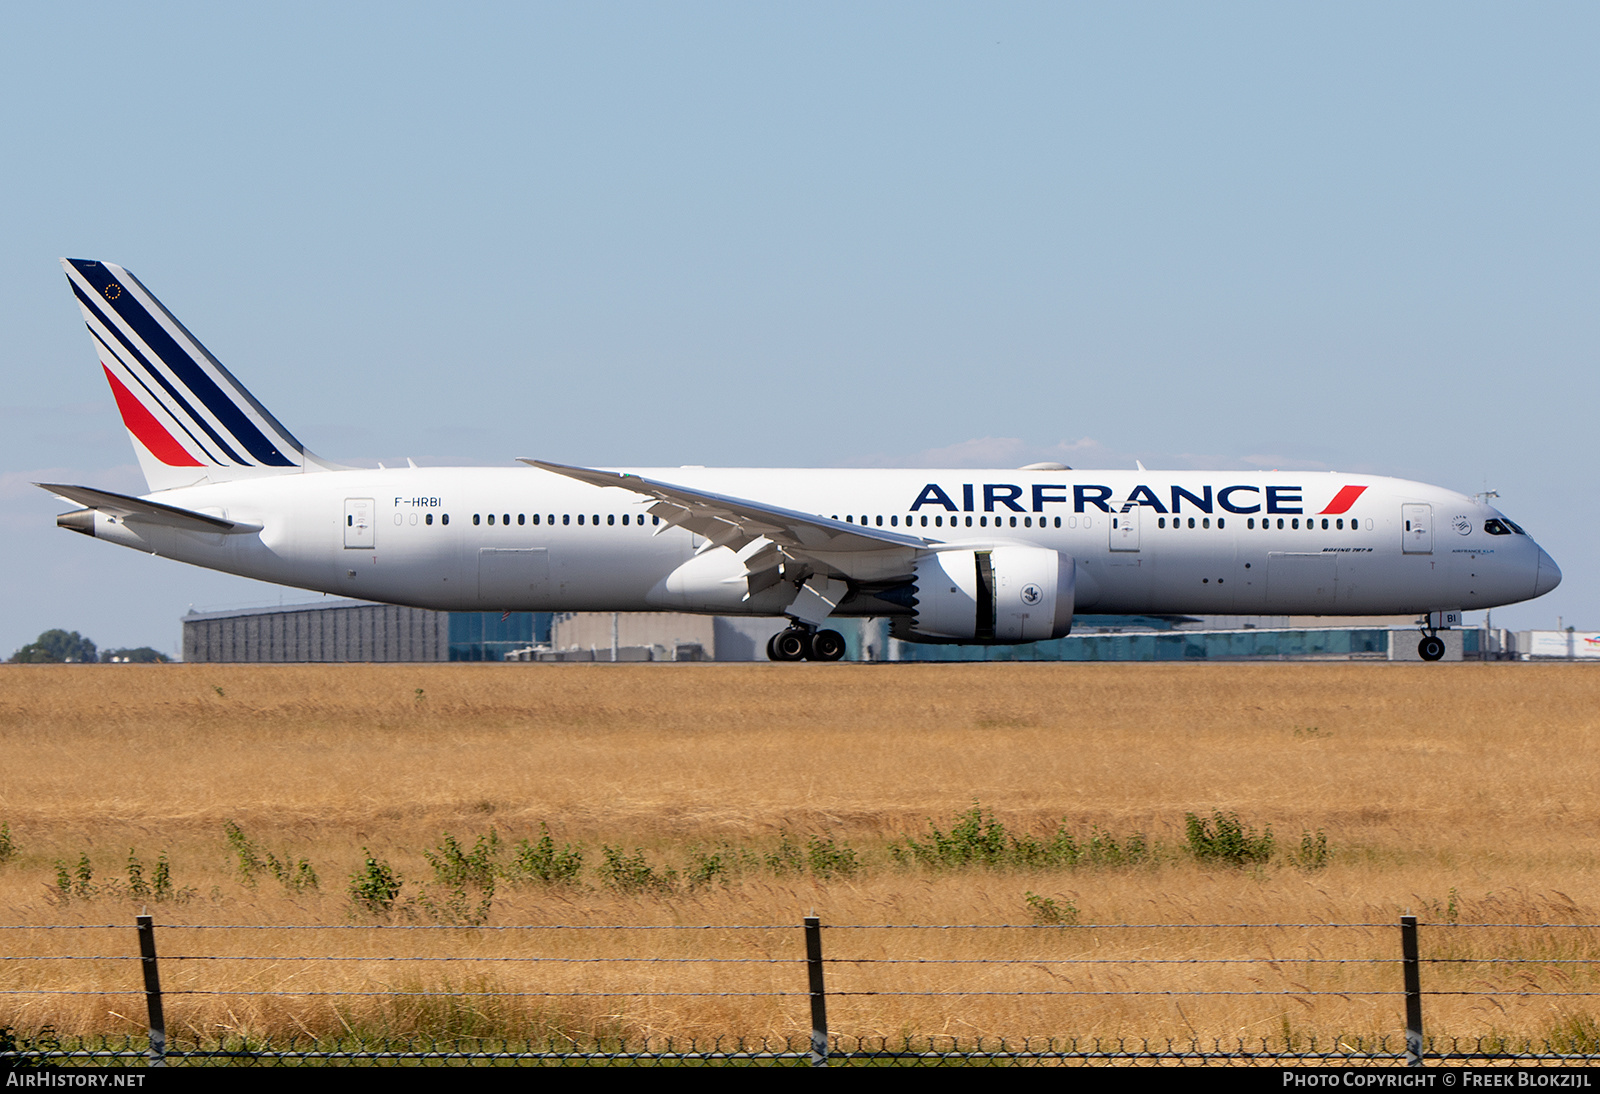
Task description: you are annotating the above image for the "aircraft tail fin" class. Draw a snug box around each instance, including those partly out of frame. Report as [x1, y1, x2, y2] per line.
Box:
[60, 258, 334, 491]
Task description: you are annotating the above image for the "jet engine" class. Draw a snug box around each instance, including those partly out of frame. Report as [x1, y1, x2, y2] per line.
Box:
[900, 546, 1075, 643]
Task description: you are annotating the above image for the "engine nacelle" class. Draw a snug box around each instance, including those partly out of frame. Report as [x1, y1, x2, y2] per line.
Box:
[904, 546, 1075, 643]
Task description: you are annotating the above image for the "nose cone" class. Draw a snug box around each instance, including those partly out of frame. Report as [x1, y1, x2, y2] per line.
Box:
[1534, 547, 1562, 598]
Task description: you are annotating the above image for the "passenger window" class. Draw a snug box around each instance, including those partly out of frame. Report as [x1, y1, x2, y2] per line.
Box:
[562, 514, 570, 526]
[1321, 518, 1329, 530]
[891, 516, 898, 526]
[518, 514, 525, 525]
[921, 516, 928, 527]
[876, 515, 883, 527]
[1217, 518, 1224, 529]
[1247, 518, 1254, 529]
[502, 514, 510, 525]
[442, 514, 449, 525]
[1291, 518, 1299, 529]
[474, 514, 481, 526]
[1202, 518, 1210, 529]
[966, 516, 973, 527]
[1024, 517, 1032, 528]
[1187, 517, 1195, 529]
[425, 513, 433, 526]
[1009, 517, 1017, 528]
[532, 514, 540, 525]
[577, 515, 584, 526]
[608, 514, 615, 526]
[1159, 517, 1166, 528]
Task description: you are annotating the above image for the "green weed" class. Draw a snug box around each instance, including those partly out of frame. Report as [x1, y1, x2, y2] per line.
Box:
[417, 831, 501, 924]
[805, 834, 860, 879]
[890, 803, 1148, 871]
[598, 846, 676, 894]
[508, 824, 584, 885]
[1295, 829, 1331, 871]
[765, 832, 805, 875]
[53, 854, 95, 901]
[0, 1025, 60, 1068]
[425, 831, 501, 891]
[1024, 891, 1080, 925]
[686, 843, 758, 889]
[349, 850, 402, 917]
[1185, 810, 1274, 867]
[224, 821, 319, 893]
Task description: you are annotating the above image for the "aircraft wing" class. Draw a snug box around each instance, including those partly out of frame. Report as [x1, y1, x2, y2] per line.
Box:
[520, 459, 928, 557]
[36, 483, 259, 535]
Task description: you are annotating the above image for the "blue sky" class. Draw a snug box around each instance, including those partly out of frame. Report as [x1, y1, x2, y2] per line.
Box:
[2, 4, 1595, 655]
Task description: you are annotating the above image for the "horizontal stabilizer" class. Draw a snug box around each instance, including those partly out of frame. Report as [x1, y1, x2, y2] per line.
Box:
[36, 483, 259, 535]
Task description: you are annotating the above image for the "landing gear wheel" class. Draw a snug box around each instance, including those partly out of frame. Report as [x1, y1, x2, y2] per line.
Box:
[772, 628, 811, 662]
[766, 633, 782, 661]
[809, 629, 847, 662]
[1418, 635, 1446, 662]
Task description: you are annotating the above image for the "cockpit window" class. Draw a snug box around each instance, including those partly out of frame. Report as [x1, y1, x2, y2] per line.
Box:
[1483, 519, 1511, 536]
[1504, 519, 1526, 535]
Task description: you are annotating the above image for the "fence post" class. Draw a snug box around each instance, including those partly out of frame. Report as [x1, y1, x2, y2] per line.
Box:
[1401, 914, 1423, 1067]
[135, 915, 167, 1068]
[804, 915, 829, 1067]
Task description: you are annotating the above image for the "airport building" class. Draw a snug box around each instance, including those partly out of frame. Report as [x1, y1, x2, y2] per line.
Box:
[182, 600, 1576, 664]
[182, 601, 551, 663]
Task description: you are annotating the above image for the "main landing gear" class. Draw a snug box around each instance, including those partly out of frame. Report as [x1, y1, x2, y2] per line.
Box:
[766, 625, 847, 662]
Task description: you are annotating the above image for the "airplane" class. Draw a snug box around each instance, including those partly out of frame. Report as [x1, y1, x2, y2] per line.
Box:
[42, 258, 1561, 663]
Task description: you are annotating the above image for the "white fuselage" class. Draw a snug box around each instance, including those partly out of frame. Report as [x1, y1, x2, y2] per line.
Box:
[79, 466, 1557, 622]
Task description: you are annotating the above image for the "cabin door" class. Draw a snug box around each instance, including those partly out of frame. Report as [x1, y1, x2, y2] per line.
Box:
[1401, 504, 1432, 554]
[1109, 505, 1141, 551]
[344, 498, 374, 548]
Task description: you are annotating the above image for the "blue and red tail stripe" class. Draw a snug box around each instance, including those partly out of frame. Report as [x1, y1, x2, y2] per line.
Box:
[62, 259, 309, 483]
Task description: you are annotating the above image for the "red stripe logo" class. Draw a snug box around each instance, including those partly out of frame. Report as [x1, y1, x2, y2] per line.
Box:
[103, 365, 203, 467]
[1319, 485, 1367, 515]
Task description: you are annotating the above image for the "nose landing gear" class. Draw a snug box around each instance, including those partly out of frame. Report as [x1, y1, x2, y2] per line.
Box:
[1415, 610, 1461, 662]
[766, 625, 847, 662]
[1417, 634, 1446, 662]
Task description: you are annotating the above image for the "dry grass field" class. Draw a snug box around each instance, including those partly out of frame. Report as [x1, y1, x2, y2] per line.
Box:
[0, 661, 1598, 1052]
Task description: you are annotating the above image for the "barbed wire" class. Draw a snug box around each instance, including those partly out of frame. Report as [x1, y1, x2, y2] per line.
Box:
[4, 920, 1590, 930]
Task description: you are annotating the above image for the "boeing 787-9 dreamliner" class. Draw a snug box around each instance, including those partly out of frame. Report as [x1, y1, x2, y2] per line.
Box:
[43, 259, 1561, 662]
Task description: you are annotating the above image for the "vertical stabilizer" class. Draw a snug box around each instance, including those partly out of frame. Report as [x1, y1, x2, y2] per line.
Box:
[61, 258, 333, 491]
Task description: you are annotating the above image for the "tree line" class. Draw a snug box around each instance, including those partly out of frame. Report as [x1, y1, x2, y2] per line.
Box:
[8, 630, 170, 664]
